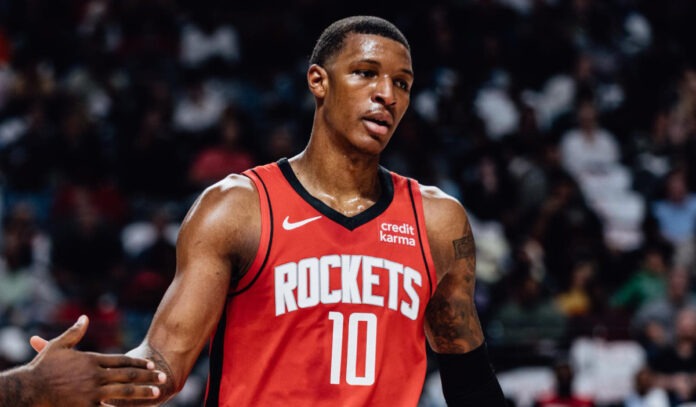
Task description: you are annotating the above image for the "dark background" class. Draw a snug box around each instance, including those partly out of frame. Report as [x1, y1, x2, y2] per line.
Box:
[1, 0, 696, 405]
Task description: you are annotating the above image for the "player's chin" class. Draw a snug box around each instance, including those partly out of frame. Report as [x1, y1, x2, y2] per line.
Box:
[353, 133, 390, 156]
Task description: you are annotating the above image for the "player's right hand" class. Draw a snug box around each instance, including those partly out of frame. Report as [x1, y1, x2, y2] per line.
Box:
[28, 316, 166, 407]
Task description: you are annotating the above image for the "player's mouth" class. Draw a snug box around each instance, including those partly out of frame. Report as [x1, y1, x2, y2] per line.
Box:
[362, 112, 393, 137]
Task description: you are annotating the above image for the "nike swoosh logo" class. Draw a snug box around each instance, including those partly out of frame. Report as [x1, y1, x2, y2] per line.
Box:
[282, 215, 322, 230]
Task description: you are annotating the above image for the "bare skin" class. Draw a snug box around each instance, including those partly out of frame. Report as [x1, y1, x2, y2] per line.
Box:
[32, 32, 486, 404]
[422, 188, 484, 353]
[112, 174, 261, 405]
[2, 316, 164, 407]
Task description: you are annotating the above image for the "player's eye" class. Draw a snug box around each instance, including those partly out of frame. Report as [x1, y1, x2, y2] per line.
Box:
[354, 69, 377, 78]
[395, 79, 410, 91]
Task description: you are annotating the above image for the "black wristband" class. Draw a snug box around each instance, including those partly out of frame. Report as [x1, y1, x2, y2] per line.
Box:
[436, 343, 507, 406]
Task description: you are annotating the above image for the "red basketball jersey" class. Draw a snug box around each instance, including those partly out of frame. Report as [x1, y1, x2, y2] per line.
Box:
[204, 159, 437, 406]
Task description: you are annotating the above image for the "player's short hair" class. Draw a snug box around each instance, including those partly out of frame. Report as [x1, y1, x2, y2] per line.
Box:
[309, 16, 410, 67]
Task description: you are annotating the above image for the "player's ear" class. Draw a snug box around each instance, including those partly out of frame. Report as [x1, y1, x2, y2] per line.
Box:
[308, 64, 328, 99]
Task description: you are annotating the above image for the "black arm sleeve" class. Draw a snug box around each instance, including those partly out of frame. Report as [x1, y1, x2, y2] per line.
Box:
[436, 343, 507, 406]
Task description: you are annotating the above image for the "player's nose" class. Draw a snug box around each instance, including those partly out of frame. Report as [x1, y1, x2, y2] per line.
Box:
[372, 76, 396, 107]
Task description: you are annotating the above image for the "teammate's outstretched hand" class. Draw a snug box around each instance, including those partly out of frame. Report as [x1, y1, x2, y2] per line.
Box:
[27, 316, 165, 407]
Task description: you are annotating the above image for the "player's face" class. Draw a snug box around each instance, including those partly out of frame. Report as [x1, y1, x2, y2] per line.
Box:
[320, 33, 413, 155]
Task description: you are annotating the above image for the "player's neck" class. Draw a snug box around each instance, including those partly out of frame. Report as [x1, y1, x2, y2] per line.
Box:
[288, 137, 383, 214]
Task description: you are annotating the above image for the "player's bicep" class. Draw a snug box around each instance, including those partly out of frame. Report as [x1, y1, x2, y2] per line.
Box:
[424, 206, 484, 353]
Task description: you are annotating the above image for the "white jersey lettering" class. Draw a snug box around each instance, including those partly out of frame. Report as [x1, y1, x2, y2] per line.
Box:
[320, 255, 342, 304]
[275, 262, 298, 315]
[383, 260, 404, 311]
[341, 255, 362, 304]
[297, 257, 320, 309]
[274, 255, 423, 319]
[401, 266, 422, 320]
[362, 256, 384, 307]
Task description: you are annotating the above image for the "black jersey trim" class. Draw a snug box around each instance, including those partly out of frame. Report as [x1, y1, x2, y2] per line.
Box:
[277, 157, 394, 231]
[407, 179, 433, 295]
[205, 304, 227, 407]
[230, 169, 274, 297]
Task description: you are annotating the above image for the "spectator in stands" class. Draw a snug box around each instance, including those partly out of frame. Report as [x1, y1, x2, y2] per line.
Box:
[6, 52, 55, 106]
[628, 110, 674, 200]
[611, 246, 668, 312]
[260, 122, 300, 163]
[119, 107, 184, 200]
[555, 259, 596, 317]
[188, 107, 255, 189]
[0, 102, 56, 223]
[533, 359, 595, 407]
[120, 207, 177, 349]
[463, 154, 514, 222]
[52, 280, 122, 353]
[565, 277, 632, 341]
[179, 10, 240, 71]
[650, 307, 696, 404]
[0, 224, 60, 327]
[559, 97, 645, 253]
[633, 266, 696, 355]
[652, 168, 696, 267]
[530, 173, 604, 287]
[623, 366, 669, 407]
[173, 73, 226, 137]
[489, 267, 566, 348]
[53, 106, 105, 186]
[50, 200, 124, 299]
[668, 66, 696, 149]
[559, 99, 620, 180]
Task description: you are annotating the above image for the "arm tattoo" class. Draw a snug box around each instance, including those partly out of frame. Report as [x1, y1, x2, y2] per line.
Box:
[453, 221, 476, 282]
[453, 232, 475, 260]
[426, 219, 482, 352]
[426, 287, 483, 353]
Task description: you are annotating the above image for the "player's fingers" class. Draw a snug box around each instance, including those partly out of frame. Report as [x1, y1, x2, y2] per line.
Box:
[53, 315, 90, 348]
[98, 384, 161, 400]
[91, 353, 156, 370]
[101, 367, 167, 385]
[29, 335, 48, 353]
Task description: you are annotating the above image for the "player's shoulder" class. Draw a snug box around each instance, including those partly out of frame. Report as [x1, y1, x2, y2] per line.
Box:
[418, 183, 461, 207]
[200, 173, 258, 206]
[418, 183, 469, 231]
[181, 173, 259, 235]
[176, 173, 262, 274]
[385, 168, 466, 221]
[415, 183, 472, 278]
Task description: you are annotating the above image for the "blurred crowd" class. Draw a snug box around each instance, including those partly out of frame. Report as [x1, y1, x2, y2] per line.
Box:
[0, 0, 696, 406]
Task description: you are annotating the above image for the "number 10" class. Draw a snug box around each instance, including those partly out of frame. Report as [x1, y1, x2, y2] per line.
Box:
[328, 311, 377, 386]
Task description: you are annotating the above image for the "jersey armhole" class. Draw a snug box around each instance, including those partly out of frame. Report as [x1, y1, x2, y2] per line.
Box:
[230, 169, 273, 296]
[407, 179, 438, 297]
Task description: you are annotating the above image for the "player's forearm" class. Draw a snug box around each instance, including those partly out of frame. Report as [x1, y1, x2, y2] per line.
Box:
[0, 367, 40, 407]
[424, 288, 484, 353]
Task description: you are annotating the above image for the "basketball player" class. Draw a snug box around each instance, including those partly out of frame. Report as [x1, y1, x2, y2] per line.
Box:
[0, 316, 164, 406]
[42, 16, 506, 405]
